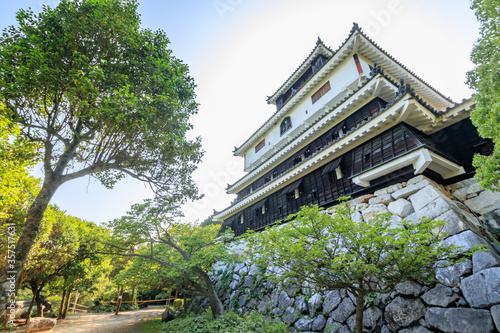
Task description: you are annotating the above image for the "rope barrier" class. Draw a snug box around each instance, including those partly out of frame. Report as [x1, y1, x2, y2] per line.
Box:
[99, 298, 178, 304]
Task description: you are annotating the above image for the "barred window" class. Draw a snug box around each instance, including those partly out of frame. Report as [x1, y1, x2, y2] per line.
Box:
[280, 116, 292, 136]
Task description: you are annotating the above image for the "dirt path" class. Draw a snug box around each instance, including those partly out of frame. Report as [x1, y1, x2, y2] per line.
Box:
[9, 307, 164, 333]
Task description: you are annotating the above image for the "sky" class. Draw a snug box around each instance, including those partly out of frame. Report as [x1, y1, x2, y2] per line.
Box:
[0, 0, 480, 225]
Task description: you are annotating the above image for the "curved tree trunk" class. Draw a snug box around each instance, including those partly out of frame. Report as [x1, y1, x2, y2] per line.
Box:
[35, 289, 43, 317]
[0, 179, 62, 316]
[197, 270, 223, 317]
[62, 290, 72, 319]
[26, 293, 36, 323]
[57, 289, 67, 320]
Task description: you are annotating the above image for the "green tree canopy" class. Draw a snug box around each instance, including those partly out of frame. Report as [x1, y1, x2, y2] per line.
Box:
[0, 0, 202, 311]
[107, 198, 233, 317]
[244, 203, 464, 333]
[467, 0, 500, 191]
[21, 206, 106, 317]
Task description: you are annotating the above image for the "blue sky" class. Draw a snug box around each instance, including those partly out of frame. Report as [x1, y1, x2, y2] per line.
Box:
[0, 0, 480, 224]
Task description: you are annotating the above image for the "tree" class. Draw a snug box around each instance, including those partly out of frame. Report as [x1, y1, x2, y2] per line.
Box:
[467, 0, 500, 191]
[0, 112, 40, 323]
[20, 206, 106, 318]
[106, 199, 233, 317]
[0, 0, 202, 312]
[244, 203, 465, 333]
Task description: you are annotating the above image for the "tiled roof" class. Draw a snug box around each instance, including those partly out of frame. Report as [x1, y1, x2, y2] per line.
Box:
[266, 37, 335, 104]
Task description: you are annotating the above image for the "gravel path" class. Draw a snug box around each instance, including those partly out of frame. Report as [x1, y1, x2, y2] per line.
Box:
[8, 307, 164, 333]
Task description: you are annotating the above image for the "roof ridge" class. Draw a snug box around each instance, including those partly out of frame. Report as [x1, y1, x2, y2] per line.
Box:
[352, 23, 456, 104]
[266, 37, 335, 103]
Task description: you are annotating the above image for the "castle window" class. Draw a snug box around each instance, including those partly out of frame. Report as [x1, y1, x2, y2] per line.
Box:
[335, 166, 343, 179]
[280, 117, 292, 136]
[255, 139, 265, 153]
[322, 157, 342, 176]
[281, 180, 302, 201]
[311, 189, 318, 200]
[253, 199, 267, 215]
[311, 81, 331, 104]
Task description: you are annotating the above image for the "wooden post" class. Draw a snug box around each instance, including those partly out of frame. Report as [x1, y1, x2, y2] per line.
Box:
[57, 289, 67, 320]
[114, 286, 124, 315]
[72, 291, 79, 313]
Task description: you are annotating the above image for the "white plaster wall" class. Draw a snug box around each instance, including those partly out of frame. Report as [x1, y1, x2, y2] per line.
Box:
[244, 55, 369, 170]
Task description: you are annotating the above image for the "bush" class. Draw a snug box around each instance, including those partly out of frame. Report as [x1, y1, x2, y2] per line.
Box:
[172, 299, 183, 311]
[146, 311, 288, 333]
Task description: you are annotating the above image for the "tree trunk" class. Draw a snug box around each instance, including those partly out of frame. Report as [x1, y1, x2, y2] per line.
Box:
[131, 286, 135, 307]
[114, 286, 124, 315]
[35, 289, 42, 317]
[57, 289, 67, 320]
[196, 269, 224, 317]
[355, 292, 365, 333]
[62, 290, 71, 319]
[0, 179, 61, 314]
[26, 293, 36, 323]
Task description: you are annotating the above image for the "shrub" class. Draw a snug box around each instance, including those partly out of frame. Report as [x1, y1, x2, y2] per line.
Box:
[172, 299, 184, 311]
[139, 311, 289, 333]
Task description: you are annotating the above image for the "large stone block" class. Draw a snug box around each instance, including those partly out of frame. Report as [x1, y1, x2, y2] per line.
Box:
[491, 304, 500, 332]
[369, 194, 393, 205]
[395, 280, 422, 297]
[25, 318, 57, 332]
[361, 204, 389, 222]
[405, 197, 451, 223]
[464, 190, 500, 215]
[473, 250, 500, 274]
[408, 185, 446, 211]
[295, 295, 308, 314]
[308, 293, 323, 317]
[233, 262, 245, 273]
[278, 290, 294, 309]
[425, 307, 494, 333]
[433, 209, 469, 236]
[363, 306, 383, 332]
[331, 297, 356, 323]
[388, 199, 414, 217]
[435, 259, 472, 287]
[421, 285, 458, 307]
[323, 290, 342, 314]
[242, 275, 254, 288]
[325, 318, 351, 333]
[392, 180, 431, 200]
[385, 297, 425, 331]
[312, 315, 327, 331]
[374, 183, 404, 196]
[461, 267, 500, 308]
[294, 317, 312, 331]
[283, 306, 299, 324]
[442, 230, 487, 254]
[257, 295, 271, 313]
